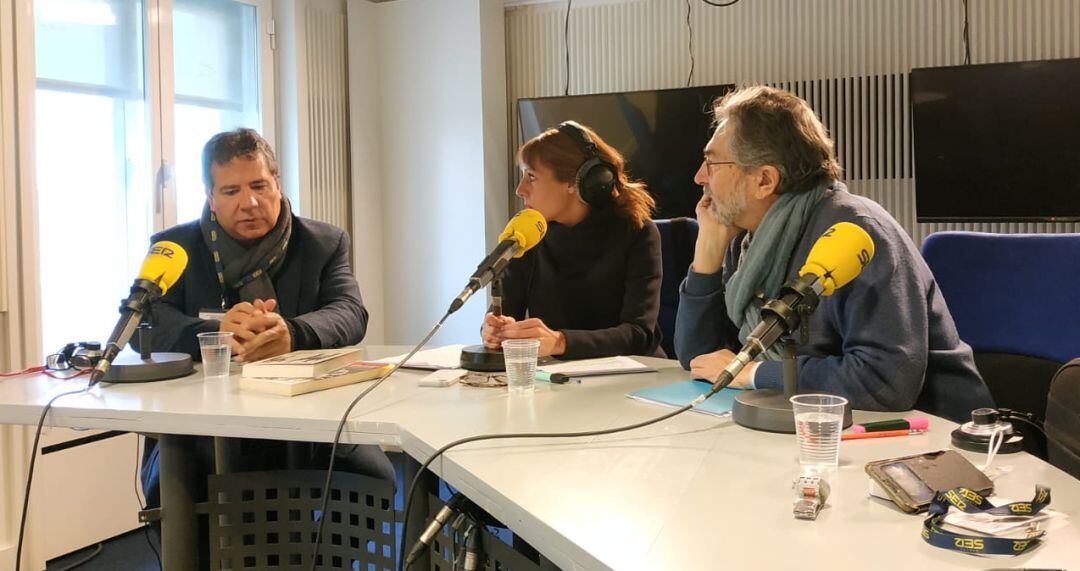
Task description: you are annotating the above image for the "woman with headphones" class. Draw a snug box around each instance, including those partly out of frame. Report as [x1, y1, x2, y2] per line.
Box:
[481, 121, 664, 359]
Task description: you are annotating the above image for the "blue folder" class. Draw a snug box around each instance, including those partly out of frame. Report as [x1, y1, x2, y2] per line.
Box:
[626, 380, 742, 417]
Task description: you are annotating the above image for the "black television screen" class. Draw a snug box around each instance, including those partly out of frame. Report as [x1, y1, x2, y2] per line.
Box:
[911, 58, 1080, 222]
[517, 85, 733, 219]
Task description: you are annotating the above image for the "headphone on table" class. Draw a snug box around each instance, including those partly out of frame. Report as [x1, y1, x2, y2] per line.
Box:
[556, 121, 618, 208]
[46, 341, 103, 371]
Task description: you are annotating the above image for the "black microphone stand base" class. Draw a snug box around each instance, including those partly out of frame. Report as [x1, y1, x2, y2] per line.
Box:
[732, 389, 853, 434]
[103, 352, 194, 383]
[459, 345, 505, 372]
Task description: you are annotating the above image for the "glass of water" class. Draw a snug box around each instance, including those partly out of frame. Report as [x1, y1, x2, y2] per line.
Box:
[501, 339, 540, 395]
[197, 331, 234, 380]
[790, 394, 848, 472]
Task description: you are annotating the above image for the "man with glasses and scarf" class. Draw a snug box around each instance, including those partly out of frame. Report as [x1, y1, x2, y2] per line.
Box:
[134, 128, 392, 516]
[674, 86, 992, 422]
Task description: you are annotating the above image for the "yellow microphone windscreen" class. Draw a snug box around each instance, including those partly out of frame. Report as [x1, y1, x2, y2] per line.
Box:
[498, 208, 548, 258]
[798, 222, 875, 296]
[138, 241, 189, 294]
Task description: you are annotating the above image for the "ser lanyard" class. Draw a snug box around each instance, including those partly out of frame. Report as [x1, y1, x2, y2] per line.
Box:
[922, 485, 1051, 556]
[206, 217, 281, 309]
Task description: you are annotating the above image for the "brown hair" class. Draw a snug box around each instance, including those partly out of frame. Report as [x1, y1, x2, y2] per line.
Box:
[713, 85, 842, 195]
[201, 128, 280, 191]
[517, 123, 655, 228]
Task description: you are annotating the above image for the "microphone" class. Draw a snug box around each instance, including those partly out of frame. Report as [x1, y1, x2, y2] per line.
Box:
[89, 241, 189, 386]
[712, 222, 875, 391]
[404, 492, 469, 565]
[448, 208, 547, 314]
[797, 220, 875, 296]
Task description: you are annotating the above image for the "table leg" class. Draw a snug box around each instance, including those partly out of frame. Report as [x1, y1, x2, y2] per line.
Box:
[158, 434, 200, 571]
[213, 437, 241, 474]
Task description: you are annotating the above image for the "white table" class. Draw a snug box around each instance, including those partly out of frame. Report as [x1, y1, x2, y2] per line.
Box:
[2, 347, 1078, 570]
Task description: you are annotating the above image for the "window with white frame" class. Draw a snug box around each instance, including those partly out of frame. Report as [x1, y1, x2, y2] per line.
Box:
[172, 0, 263, 224]
[33, 0, 272, 354]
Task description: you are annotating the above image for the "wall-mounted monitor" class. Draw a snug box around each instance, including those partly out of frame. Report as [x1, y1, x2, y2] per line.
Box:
[911, 58, 1080, 222]
[517, 84, 733, 219]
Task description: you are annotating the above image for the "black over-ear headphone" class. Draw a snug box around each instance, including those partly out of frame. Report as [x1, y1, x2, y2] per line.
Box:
[46, 342, 103, 371]
[557, 121, 617, 208]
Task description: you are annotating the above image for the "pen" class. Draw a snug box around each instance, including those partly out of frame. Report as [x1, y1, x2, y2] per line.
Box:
[852, 416, 929, 433]
[535, 371, 574, 384]
[842, 429, 924, 441]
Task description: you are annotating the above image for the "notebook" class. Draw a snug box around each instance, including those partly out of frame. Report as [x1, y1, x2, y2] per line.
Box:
[371, 344, 467, 370]
[538, 356, 655, 377]
[626, 380, 742, 417]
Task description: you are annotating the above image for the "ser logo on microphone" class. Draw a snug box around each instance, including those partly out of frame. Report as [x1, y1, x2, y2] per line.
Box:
[150, 244, 177, 258]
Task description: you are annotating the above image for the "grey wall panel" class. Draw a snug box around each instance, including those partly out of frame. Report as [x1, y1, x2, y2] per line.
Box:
[505, 0, 1080, 242]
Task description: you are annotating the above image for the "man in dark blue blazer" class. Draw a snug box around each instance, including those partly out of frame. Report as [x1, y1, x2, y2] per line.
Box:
[140, 129, 367, 361]
[136, 129, 391, 514]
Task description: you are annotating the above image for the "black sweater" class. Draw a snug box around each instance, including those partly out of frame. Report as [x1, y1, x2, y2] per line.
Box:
[500, 207, 663, 359]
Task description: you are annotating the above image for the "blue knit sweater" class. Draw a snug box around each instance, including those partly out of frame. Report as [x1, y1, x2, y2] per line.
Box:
[674, 184, 993, 422]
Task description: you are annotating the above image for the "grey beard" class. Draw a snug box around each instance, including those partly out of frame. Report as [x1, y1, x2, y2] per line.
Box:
[709, 191, 747, 226]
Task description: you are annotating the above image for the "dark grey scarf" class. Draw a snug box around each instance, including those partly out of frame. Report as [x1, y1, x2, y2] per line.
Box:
[725, 181, 834, 360]
[200, 197, 292, 304]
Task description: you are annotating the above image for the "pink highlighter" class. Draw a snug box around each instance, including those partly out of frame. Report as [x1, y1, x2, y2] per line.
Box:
[851, 416, 929, 433]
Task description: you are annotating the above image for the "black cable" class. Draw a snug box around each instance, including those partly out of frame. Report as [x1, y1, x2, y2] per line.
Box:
[398, 398, 710, 571]
[15, 385, 90, 571]
[133, 435, 162, 569]
[961, 0, 971, 65]
[701, 0, 741, 7]
[564, 0, 572, 96]
[1000, 411, 1048, 439]
[450, 517, 463, 571]
[309, 312, 451, 571]
[459, 521, 479, 571]
[685, 0, 695, 87]
[53, 542, 104, 571]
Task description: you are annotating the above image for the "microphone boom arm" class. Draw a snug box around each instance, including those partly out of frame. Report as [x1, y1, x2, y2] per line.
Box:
[707, 273, 825, 397]
[89, 279, 163, 385]
[448, 240, 519, 314]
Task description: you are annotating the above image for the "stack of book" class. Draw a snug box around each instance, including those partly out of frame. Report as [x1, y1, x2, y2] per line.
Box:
[240, 348, 389, 396]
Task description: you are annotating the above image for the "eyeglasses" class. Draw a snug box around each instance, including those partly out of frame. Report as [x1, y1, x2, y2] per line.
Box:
[703, 159, 737, 176]
[460, 372, 507, 388]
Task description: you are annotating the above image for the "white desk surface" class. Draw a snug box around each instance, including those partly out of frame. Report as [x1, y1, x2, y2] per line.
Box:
[2, 346, 1078, 570]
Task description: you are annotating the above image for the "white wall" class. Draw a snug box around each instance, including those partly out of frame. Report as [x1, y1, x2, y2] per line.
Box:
[479, 0, 510, 251]
[348, 0, 387, 344]
[349, 0, 508, 345]
[274, 0, 309, 213]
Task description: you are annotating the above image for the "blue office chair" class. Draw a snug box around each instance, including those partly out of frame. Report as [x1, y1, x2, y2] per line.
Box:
[920, 232, 1080, 423]
[654, 217, 699, 359]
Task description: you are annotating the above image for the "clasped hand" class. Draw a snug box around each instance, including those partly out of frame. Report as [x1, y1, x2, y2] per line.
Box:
[481, 313, 566, 357]
[218, 298, 292, 362]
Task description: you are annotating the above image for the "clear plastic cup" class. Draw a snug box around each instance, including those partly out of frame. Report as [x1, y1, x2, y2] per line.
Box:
[501, 339, 540, 395]
[790, 394, 848, 472]
[197, 331, 234, 380]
